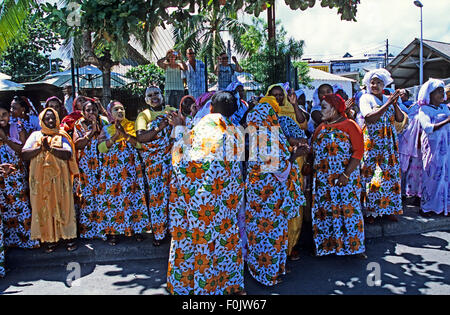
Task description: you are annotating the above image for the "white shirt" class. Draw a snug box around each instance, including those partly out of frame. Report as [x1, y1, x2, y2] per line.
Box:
[359, 93, 389, 117]
[23, 131, 72, 152]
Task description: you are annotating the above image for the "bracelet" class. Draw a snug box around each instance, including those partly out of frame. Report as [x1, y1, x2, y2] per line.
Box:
[342, 172, 349, 180]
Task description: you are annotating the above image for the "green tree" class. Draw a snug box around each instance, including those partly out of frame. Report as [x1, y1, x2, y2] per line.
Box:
[0, 0, 35, 54]
[172, 3, 250, 69]
[240, 17, 310, 93]
[0, 10, 62, 82]
[123, 64, 165, 96]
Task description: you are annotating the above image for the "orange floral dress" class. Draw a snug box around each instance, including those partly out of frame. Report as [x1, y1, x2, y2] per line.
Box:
[95, 125, 150, 238]
[360, 98, 403, 217]
[311, 122, 365, 256]
[245, 100, 305, 286]
[138, 115, 173, 241]
[167, 113, 244, 295]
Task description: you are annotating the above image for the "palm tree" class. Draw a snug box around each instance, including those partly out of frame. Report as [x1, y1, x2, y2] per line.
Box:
[0, 0, 35, 54]
[172, 3, 249, 70]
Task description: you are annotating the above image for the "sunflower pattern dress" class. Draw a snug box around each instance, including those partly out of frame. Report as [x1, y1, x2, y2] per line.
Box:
[95, 125, 150, 238]
[0, 191, 5, 277]
[360, 94, 405, 217]
[138, 115, 173, 241]
[245, 99, 305, 286]
[74, 119, 105, 239]
[311, 122, 365, 256]
[0, 136, 38, 249]
[167, 113, 244, 295]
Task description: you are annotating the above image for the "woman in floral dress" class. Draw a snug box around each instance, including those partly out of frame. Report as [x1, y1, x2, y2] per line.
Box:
[136, 87, 177, 246]
[359, 69, 408, 223]
[245, 95, 307, 286]
[97, 101, 150, 245]
[309, 94, 366, 257]
[167, 91, 245, 295]
[10, 96, 40, 138]
[73, 99, 106, 239]
[0, 101, 38, 249]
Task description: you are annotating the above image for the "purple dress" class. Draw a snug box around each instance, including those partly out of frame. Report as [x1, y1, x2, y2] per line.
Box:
[399, 104, 422, 197]
[417, 104, 450, 215]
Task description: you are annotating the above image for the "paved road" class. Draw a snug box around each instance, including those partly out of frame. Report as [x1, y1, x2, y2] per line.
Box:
[1, 230, 449, 295]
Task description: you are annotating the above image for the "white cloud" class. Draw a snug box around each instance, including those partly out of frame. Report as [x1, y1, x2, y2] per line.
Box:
[269, 0, 450, 60]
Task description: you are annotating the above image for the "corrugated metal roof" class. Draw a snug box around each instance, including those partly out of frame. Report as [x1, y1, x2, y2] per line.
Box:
[386, 38, 450, 88]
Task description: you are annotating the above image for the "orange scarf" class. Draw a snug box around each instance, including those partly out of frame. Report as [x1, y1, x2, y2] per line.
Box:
[38, 108, 79, 176]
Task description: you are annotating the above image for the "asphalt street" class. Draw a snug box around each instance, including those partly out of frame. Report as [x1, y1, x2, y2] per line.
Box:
[1, 230, 449, 295]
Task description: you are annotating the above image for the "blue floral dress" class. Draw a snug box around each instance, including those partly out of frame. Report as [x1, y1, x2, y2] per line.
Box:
[95, 126, 150, 238]
[75, 119, 104, 239]
[311, 124, 365, 256]
[139, 115, 173, 241]
[245, 101, 305, 286]
[0, 135, 39, 249]
[360, 96, 404, 217]
[167, 114, 244, 295]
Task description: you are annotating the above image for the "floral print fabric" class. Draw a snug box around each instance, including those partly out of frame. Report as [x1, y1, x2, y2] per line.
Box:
[311, 125, 365, 256]
[139, 115, 173, 241]
[95, 130, 150, 238]
[0, 141, 38, 249]
[361, 105, 403, 217]
[167, 113, 244, 295]
[417, 104, 450, 215]
[245, 101, 305, 286]
[75, 120, 104, 239]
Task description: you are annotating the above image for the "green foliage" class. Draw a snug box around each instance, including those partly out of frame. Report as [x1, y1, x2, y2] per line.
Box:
[0, 10, 62, 82]
[292, 61, 313, 87]
[240, 17, 309, 93]
[123, 63, 165, 96]
[172, 4, 249, 72]
[0, 0, 34, 54]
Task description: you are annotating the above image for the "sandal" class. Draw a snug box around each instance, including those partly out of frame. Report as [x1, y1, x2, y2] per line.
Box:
[45, 243, 57, 253]
[108, 235, 118, 246]
[66, 241, 78, 252]
[419, 210, 432, 218]
[355, 253, 368, 259]
[288, 250, 301, 261]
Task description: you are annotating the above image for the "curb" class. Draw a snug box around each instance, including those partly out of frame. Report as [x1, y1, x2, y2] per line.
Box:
[5, 205, 450, 269]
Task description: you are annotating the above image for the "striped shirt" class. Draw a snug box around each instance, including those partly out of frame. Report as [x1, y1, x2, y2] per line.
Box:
[185, 60, 206, 99]
[165, 66, 184, 91]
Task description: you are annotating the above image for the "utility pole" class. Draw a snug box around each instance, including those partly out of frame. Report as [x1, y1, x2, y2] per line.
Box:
[385, 39, 389, 67]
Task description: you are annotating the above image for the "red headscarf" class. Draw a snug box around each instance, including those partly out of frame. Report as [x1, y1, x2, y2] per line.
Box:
[322, 93, 347, 117]
[61, 96, 95, 132]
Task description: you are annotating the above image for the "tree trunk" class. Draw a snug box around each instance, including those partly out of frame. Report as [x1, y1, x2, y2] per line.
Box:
[98, 50, 116, 107]
[101, 66, 112, 106]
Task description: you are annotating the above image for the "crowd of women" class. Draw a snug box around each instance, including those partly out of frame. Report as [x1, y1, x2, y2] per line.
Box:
[0, 67, 448, 296]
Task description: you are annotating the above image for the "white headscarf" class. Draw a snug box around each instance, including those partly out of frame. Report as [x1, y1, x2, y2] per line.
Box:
[417, 78, 447, 106]
[363, 68, 393, 93]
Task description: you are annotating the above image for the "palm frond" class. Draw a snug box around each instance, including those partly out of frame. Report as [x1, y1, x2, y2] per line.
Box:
[0, 0, 35, 54]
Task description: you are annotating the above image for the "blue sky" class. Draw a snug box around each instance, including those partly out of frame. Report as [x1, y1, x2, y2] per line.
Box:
[253, 0, 450, 60]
